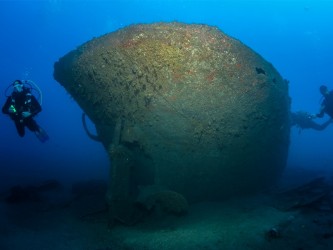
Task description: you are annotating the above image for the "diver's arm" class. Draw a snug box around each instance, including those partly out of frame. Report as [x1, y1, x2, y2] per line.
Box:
[316, 105, 325, 118]
[320, 119, 333, 130]
[311, 119, 332, 131]
[2, 97, 12, 114]
[30, 96, 42, 116]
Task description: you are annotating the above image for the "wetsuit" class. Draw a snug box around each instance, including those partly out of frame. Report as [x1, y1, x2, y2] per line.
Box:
[317, 91, 333, 119]
[2, 88, 42, 137]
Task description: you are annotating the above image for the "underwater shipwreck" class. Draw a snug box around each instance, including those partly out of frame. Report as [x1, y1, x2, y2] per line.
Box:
[53, 22, 290, 225]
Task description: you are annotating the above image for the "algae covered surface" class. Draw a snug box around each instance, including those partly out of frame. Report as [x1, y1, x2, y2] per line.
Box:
[54, 22, 290, 203]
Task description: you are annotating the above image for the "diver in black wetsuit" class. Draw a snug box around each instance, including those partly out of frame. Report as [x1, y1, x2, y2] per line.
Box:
[291, 111, 332, 132]
[2, 80, 49, 142]
[314, 85, 333, 119]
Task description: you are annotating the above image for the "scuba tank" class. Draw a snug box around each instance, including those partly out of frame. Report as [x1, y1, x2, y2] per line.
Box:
[4, 79, 43, 106]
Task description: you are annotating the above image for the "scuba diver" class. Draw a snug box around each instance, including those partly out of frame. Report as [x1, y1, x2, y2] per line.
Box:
[291, 111, 332, 133]
[314, 85, 333, 119]
[2, 79, 49, 142]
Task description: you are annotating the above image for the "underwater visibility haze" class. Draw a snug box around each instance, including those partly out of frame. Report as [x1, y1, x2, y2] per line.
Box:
[0, 0, 332, 189]
[1, 0, 333, 249]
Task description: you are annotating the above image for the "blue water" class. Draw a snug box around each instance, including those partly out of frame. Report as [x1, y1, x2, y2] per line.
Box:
[1, 0, 333, 189]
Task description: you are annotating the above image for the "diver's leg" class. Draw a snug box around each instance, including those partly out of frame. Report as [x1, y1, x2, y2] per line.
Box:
[310, 123, 323, 131]
[14, 120, 25, 137]
[26, 118, 49, 142]
[25, 118, 39, 132]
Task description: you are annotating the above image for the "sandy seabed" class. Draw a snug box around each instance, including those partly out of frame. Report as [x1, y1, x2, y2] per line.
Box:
[1, 167, 333, 250]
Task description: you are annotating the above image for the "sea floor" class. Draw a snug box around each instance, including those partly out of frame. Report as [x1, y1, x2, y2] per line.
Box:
[1, 167, 333, 250]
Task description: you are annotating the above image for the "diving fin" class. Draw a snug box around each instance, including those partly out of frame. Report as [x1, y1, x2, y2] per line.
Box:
[35, 126, 49, 143]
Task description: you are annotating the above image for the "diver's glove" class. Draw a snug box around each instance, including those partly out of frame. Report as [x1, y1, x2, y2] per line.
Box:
[21, 111, 32, 118]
